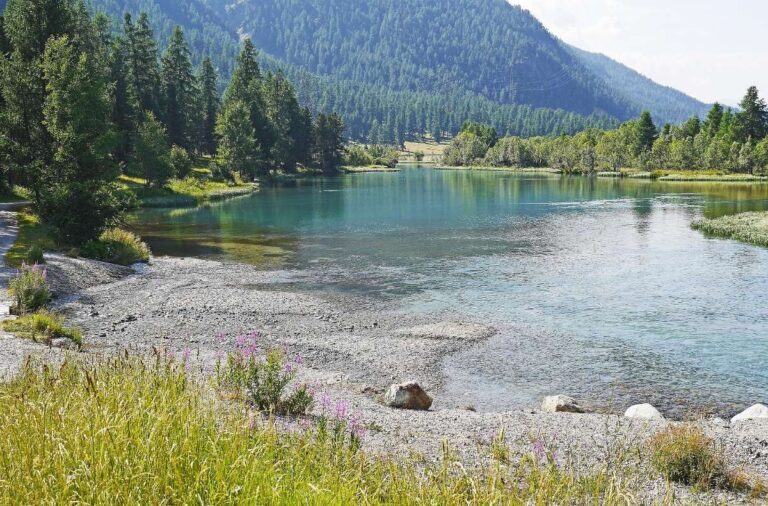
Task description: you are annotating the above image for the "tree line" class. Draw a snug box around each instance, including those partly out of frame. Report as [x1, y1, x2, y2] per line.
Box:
[0, 0, 345, 245]
[444, 87, 768, 175]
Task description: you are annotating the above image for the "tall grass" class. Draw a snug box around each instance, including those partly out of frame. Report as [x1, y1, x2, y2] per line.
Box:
[0, 357, 639, 504]
[692, 211, 768, 247]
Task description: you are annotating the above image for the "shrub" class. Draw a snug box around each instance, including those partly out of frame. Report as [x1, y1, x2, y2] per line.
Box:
[169, 145, 193, 179]
[344, 145, 373, 167]
[8, 263, 50, 314]
[649, 425, 745, 491]
[1, 310, 82, 348]
[216, 331, 313, 416]
[81, 228, 150, 265]
[24, 245, 45, 265]
[37, 180, 136, 245]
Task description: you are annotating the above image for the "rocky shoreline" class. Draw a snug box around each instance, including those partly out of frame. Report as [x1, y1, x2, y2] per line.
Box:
[1, 251, 768, 501]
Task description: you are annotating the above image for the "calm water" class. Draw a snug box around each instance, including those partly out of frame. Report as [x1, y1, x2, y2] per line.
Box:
[133, 167, 768, 416]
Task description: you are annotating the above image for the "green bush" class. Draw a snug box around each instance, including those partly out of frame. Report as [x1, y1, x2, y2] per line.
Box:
[24, 245, 45, 265]
[649, 425, 744, 491]
[81, 228, 151, 266]
[344, 145, 374, 167]
[37, 180, 136, 245]
[1, 310, 82, 348]
[216, 332, 313, 416]
[169, 145, 193, 179]
[8, 263, 50, 314]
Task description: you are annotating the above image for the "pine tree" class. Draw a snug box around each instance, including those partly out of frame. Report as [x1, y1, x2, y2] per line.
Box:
[161, 26, 195, 149]
[198, 57, 219, 155]
[737, 86, 768, 142]
[703, 103, 723, 137]
[124, 12, 161, 117]
[313, 112, 345, 173]
[634, 111, 657, 154]
[109, 35, 137, 164]
[38, 34, 129, 243]
[263, 71, 302, 169]
[216, 100, 260, 178]
[223, 39, 273, 163]
[132, 111, 172, 186]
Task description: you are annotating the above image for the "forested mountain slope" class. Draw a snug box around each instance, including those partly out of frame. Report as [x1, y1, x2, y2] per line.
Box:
[566, 44, 710, 124]
[0, 0, 709, 141]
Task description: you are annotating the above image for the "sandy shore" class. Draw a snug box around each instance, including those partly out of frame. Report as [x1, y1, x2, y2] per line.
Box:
[1, 246, 767, 501]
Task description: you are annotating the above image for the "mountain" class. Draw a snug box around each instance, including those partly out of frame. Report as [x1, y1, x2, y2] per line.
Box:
[2, 0, 710, 141]
[565, 44, 710, 124]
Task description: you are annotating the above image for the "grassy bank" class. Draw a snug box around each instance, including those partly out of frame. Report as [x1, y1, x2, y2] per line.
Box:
[119, 174, 256, 208]
[4, 209, 56, 268]
[692, 211, 768, 247]
[340, 165, 401, 173]
[0, 186, 31, 204]
[0, 357, 645, 504]
[437, 166, 562, 174]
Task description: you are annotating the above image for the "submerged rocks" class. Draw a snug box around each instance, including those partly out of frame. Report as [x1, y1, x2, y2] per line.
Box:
[541, 395, 585, 414]
[732, 404, 768, 423]
[383, 382, 433, 410]
[624, 403, 665, 421]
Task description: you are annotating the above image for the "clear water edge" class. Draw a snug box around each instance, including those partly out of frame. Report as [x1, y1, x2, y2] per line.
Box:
[132, 167, 768, 417]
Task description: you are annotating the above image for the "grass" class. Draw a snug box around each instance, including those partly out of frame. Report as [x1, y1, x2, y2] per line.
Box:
[4, 209, 57, 268]
[118, 174, 255, 208]
[0, 356, 643, 504]
[1, 310, 82, 347]
[80, 228, 151, 265]
[692, 211, 768, 247]
[649, 425, 756, 493]
[0, 186, 31, 204]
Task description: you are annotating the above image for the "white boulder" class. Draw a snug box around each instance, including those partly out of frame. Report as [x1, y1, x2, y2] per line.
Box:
[624, 403, 664, 421]
[383, 382, 433, 410]
[731, 404, 768, 423]
[541, 395, 584, 413]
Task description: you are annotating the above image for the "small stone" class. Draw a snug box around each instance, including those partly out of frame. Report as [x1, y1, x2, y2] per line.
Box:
[624, 403, 665, 421]
[383, 381, 433, 410]
[732, 404, 768, 423]
[541, 395, 584, 414]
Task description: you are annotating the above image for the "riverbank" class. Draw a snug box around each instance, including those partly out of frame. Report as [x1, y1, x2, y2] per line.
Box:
[693, 211, 768, 247]
[437, 165, 562, 174]
[340, 165, 401, 173]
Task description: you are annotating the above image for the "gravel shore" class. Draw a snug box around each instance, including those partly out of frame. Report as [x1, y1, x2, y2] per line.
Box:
[1, 250, 767, 501]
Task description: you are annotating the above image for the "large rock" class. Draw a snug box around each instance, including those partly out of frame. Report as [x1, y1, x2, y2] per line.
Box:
[383, 382, 433, 410]
[732, 404, 768, 423]
[541, 395, 584, 414]
[624, 403, 664, 421]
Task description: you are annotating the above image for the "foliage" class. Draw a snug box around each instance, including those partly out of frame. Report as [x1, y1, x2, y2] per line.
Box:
[131, 112, 172, 186]
[443, 132, 488, 166]
[692, 212, 768, 248]
[168, 145, 192, 179]
[81, 228, 151, 265]
[24, 245, 45, 265]
[0, 356, 641, 504]
[216, 331, 313, 416]
[1, 310, 82, 347]
[445, 90, 768, 175]
[8, 263, 50, 314]
[344, 144, 399, 168]
[4, 210, 56, 268]
[461, 122, 498, 147]
[38, 180, 135, 244]
[649, 425, 746, 491]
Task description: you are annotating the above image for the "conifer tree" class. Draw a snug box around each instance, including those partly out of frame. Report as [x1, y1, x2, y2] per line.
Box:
[161, 26, 195, 149]
[124, 12, 161, 117]
[737, 86, 768, 142]
[198, 57, 219, 155]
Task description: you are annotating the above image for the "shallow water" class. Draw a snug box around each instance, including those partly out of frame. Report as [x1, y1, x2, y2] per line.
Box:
[133, 167, 768, 416]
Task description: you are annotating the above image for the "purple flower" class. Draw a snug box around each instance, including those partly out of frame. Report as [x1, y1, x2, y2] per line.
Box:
[181, 347, 191, 367]
[294, 354, 304, 365]
[333, 400, 349, 420]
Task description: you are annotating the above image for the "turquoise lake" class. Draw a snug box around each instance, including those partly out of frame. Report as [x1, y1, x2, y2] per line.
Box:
[133, 167, 768, 416]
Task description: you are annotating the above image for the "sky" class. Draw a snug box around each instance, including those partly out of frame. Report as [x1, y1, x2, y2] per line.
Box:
[511, 0, 768, 106]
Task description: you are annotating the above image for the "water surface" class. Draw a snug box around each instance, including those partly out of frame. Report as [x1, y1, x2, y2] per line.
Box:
[133, 168, 768, 416]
